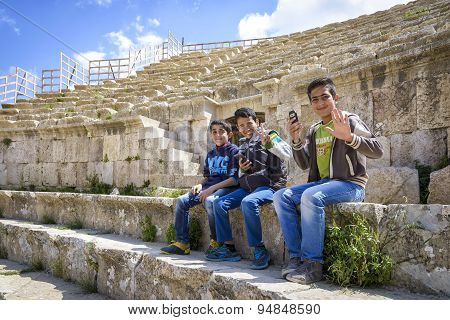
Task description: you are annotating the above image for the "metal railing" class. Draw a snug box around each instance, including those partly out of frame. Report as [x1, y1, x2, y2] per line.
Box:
[89, 57, 130, 85]
[60, 52, 88, 91]
[182, 36, 274, 53]
[1, 32, 276, 103]
[0, 67, 40, 105]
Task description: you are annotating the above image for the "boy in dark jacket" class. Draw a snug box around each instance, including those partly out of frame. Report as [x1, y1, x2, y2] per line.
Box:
[206, 107, 292, 269]
[273, 77, 383, 284]
[161, 120, 239, 256]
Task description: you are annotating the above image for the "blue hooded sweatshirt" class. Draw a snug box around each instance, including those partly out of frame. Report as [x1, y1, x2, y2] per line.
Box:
[202, 142, 239, 189]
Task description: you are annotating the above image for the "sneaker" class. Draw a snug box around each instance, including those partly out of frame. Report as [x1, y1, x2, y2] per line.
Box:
[205, 239, 221, 255]
[285, 260, 323, 284]
[281, 257, 302, 279]
[160, 241, 190, 255]
[250, 245, 270, 270]
[205, 244, 241, 262]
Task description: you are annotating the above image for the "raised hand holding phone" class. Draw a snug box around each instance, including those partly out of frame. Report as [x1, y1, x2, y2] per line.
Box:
[287, 110, 302, 143]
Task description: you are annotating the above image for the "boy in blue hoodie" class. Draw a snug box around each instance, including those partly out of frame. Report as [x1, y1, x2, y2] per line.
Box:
[161, 120, 239, 256]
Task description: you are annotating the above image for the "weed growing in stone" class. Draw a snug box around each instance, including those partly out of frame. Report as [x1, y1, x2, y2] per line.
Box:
[188, 217, 202, 250]
[21, 259, 45, 273]
[415, 156, 449, 204]
[85, 242, 98, 272]
[41, 214, 56, 225]
[103, 154, 109, 162]
[324, 213, 392, 287]
[67, 218, 83, 229]
[51, 258, 64, 278]
[86, 174, 113, 194]
[404, 6, 429, 20]
[2, 138, 12, 147]
[125, 156, 133, 163]
[0, 246, 7, 259]
[121, 183, 143, 196]
[0, 208, 3, 218]
[165, 224, 176, 243]
[80, 277, 98, 293]
[140, 215, 157, 242]
[161, 189, 185, 198]
[0, 270, 20, 276]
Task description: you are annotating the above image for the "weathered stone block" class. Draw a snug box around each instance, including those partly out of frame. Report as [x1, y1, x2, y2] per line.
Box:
[76, 162, 88, 187]
[37, 139, 53, 163]
[88, 137, 103, 162]
[416, 74, 450, 130]
[102, 162, 114, 185]
[428, 165, 450, 205]
[52, 139, 66, 163]
[5, 140, 37, 164]
[6, 163, 21, 186]
[0, 163, 7, 186]
[59, 163, 77, 186]
[120, 133, 139, 161]
[390, 129, 447, 168]
[169, 100, 192, 122]
[22, 163, 42, 186]
[254, 78, 280, 106]
[367, 136, 390, 168]
[338, 90, 374, 132]
[42, 163, 59, 186]
[373, 81, 417, 135]
[365, 167, 419, 204]
[103, 135, 121, 162]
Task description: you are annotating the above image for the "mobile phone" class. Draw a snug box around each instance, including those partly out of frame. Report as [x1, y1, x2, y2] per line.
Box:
[289, 110, 298, 123]
[235, 153, 247, 163]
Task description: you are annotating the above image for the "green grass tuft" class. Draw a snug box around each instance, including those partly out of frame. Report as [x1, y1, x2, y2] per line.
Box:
[165, 223, 176, 244]
[188, 217, 202, 250]
[140, 215, 157, 242]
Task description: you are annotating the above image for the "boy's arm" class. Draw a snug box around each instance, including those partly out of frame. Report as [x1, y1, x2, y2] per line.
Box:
[291, 128, 312, 170]
[346, 117, 383, 159]
[262, 130, 293, 161]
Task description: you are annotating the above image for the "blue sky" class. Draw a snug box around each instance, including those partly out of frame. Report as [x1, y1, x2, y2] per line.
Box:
[0, 0, 411, 76]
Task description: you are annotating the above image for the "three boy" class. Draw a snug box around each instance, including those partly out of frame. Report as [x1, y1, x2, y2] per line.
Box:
[162, 77, 382, 285]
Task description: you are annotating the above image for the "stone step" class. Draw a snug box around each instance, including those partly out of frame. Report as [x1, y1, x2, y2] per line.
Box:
[0, 218, 440, 300]
[0, 190, 447, 297]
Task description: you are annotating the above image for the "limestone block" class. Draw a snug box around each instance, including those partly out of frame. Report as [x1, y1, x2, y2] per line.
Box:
[191, 119, 209, 156]
[365, 167, 420, 204]
[169, 121, 190, 145]
[337, 90, 374, 132]
[88, 137, 103, 162]
[6, 163, 21, 186]
[87, 161, 104, 180]
[428, 166, 450, 204]
[148, 105, 169, 123]
[102, 162, 114, 185]
[64, 137, 88, 163]
[77, 137, 90, 163]
[76, 162, 88, 187]
[286, 160, 309, 186]
[169, 100, 192, 122]
[416, 74, 450, 130]
[0, 145, 4, 163]
[113, 161, 130, 187]
[0, 163, 6, 186]
[52, 140, 66, 163]
[60, 163, 77, 186]
[5, 140, 37, 164]
[372, 81, 417, 135]
[367, 136, 390, 168]
[191, 96, 217, 121]
[103, 135, 121, 162]
[128, 161, 143, 187]
[381, 204, 449, 295]
[120, 133, 139, 161]
[253, 78, 280, 106]
[38, 139, 54, 162]
[299, 103, 321, 130]
[22, 163, 42, 186]
[42, 163, 59, 186]
[390, 129, 447, 168]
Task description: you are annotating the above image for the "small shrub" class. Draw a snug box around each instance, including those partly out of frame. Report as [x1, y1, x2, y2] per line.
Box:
[161, 189, 186, 198]
[166, 223, 176, 243]
[125, 156, 133, 163]
[188, 217, 202, 250]
[2, 138, 12, 147]
[66, 217, 83, 229]
[404, 6, 429, 20]
[103, 154, 109, 162]
[105, 114, 112, 120]
[0, 246, 7, 259]
[22, 259, 45, 273]
[0, 208, 3, 218]
[86, 174, 113, 195]
[143, 180, 151, 188]
[85, 242, 98, 272]
[56, 97, 64, 102]
[80, 277, 97, 293]
[324, 213, 392, 287]
[41, 214, 56, 225]
[51, 258, 64, 278]
[134, 155, 140, 161]
[140, 215, 157, 242]
[120, 183, 143, 196]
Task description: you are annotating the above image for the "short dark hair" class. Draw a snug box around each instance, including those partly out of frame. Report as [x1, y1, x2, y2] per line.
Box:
[209, 119, 232, 133]
[234, 107, 257, 121]
[307, 77, 337, 102]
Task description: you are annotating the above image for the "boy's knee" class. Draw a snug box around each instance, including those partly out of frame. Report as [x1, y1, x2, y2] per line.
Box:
[240, 197, 257, 212]
[301, 189, 323, 207]
[273, 188, 289, 205]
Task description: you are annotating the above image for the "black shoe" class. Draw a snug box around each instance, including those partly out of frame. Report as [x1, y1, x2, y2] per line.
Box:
[281, 257, 302, 279]
[286, 260, 323, 284]
[160, 241, 190, 255]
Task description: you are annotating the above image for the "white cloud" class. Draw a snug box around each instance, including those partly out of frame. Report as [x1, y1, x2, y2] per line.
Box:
[0, 9, 20, 35]
[148, 18, 160, 27]
[132, 16, 144, 33]
[238, 0, 411, 39]
[136, 32, 163, 47]
[106, 31, 134, 56]
[74, 51, 107, 68]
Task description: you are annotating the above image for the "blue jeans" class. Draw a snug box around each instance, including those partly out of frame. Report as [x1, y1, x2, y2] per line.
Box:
[213, 186, 275, 247]
[273, 179, 365, 263]
[175, 187, 235, 244]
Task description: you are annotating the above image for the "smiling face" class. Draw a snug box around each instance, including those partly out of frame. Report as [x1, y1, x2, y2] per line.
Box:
[209, 124, 230, 147]
[310, 85, 339, 123]
[236, 116, 259, 139]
